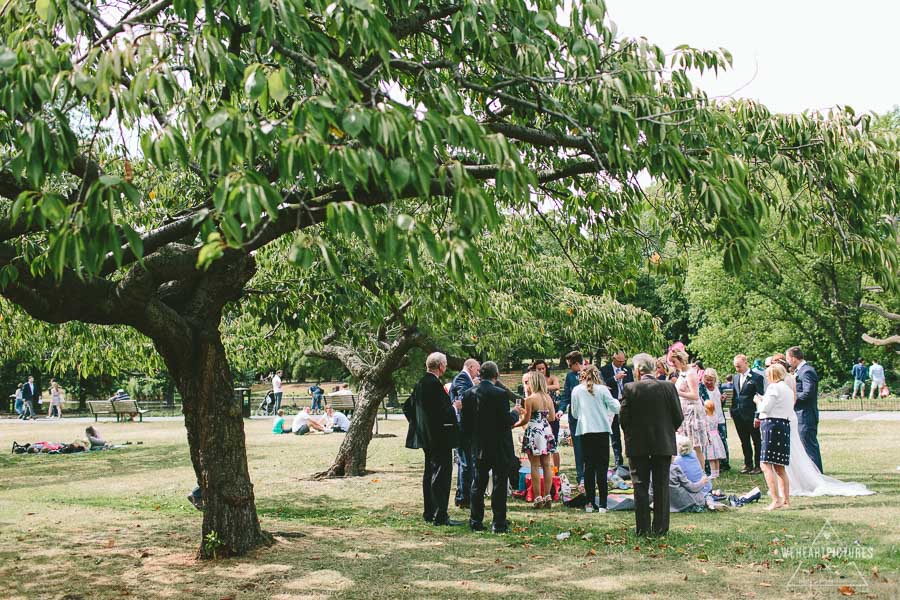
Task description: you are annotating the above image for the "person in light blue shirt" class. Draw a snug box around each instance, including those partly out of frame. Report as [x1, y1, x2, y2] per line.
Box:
[570, 364, 620, 512]
[851, 358, 868, 401]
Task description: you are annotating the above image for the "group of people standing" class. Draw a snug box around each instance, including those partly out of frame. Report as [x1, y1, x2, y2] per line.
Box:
[405, 341, 859, 537]
[13, 376, 65, 419]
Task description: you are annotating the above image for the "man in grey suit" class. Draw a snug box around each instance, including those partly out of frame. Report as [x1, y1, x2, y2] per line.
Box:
[787, 346, 823, 473]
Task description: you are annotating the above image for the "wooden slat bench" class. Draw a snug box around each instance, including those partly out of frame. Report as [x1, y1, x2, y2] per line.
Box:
[88, 400, 116, 421]
[112, 399, 148, 422]
[326, 394, 357, 414]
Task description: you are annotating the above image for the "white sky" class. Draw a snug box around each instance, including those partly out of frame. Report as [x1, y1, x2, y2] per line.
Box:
[605, 0, 899, 115]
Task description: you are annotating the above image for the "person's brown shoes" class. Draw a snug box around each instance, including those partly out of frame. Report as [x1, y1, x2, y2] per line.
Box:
[740, 467, 752, 474]
[749, 467, 762, 475]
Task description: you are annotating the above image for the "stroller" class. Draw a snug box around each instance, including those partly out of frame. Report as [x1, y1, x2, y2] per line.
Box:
[255, 391, 277, 417]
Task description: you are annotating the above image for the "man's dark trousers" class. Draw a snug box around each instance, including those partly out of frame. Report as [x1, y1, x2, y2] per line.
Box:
[733, 417, 761, 470]
[454, 444, 473, 507]
[630, 455, 672, 536]
[422, 448, 452, 522]
[469, 458, 509, 529]
[610, 415, 624, 467]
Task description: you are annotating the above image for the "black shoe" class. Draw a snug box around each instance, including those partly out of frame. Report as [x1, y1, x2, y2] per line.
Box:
[749, 467, 762, 475]
[187, 495, 204, 511]
[433, 519, 463, 527]
[456, 502, 470, 510]
[740, 467, 752, 474]
[491, 524, 509, 534]
[721, 463, 732, 471]
[469, 521, 485, 532]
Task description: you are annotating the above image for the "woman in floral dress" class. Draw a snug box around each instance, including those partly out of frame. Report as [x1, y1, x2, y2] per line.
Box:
[516, 370, 557, 509]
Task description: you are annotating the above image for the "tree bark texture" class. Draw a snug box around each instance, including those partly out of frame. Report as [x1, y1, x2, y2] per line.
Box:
[159, 323, 272, 558]
[317, 379, 393, 477]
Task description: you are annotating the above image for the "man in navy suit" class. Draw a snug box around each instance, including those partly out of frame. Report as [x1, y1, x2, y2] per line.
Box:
[787, 346, 823, 473]
[20, 376, 38, 420]
[450, 358, 480, 509]
[462, 361, 524, 533]
[600, 351, 632, 470]
[731, 355, 764, 474]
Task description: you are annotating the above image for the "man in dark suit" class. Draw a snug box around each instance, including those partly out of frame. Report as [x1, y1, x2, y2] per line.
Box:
[408, 352, 461, 526]
[450, 358, 480, 509]
[600, 350, 633, 470]
[462, 361, 524, 533]
[20, 376, 38, 420]
[731, 354, 764, 474]
[620, 353, 683, 537]
[787, 346, 823, 472]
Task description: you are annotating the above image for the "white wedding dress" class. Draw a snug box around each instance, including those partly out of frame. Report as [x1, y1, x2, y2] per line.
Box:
[785, 410, 873, 497]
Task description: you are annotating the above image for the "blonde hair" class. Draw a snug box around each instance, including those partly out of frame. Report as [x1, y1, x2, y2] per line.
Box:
[676, 434, 693, 456]
[704, 400, 716, 416]
[579, 364, 602, 394]
[703, 368, 718, 385]
[765, 363, 787, 383]
[529, 370, 548, 396]
[670, 349, 689, 367]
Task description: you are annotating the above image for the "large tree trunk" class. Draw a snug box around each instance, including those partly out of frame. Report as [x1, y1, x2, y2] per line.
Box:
[160, 325, 273, 558]
[317, 378, 392, 478]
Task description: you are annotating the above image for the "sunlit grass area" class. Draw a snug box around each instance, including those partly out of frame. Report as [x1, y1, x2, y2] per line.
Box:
[0, 416, 897, 599]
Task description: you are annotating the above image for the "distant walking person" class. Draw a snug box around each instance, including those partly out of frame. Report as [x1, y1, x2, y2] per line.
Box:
[787, 347, 823, 473]
[14, 383, 24, 417]
[869, 359, 885, 400]
[620, 353, 683, 537]
[21, 376, 38, 420]
[48, 380, 64, 419]
[309, 382, 325, 414]
[851, 358, 868, 401]
[272, 370, 284, 413]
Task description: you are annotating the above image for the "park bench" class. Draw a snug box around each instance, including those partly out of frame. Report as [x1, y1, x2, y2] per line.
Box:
[326, 394, 357, 414]
[112, 399, 148, 422]
[87, 400, 116, 421]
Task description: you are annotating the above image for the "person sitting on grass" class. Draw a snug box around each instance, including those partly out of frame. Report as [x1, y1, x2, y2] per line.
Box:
[292, 407, 327, 435]
[659, 436, 713, 512]
[272, 409, 292, 434]
[85, 426, 108, 449]
[325, 406, 350, 432]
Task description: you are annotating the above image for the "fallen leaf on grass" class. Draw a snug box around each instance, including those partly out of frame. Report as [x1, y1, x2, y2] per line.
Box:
[587, 549, 597, 556]
[838, 586, 855, 596]
[371, 479, 380, 483]
[106, 539, 116, 548]
[759, 583, 771, 588]
[470, 568, 487, 574]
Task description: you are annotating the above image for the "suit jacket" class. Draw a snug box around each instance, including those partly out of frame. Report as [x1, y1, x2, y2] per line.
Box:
[462, 380, 519, 463]
[620, 377, 683, 458]
[412, 372, 457, 452]
[600, 363, 634, 400]
[794, 362, 819, 420]
[730, 370, 764, 422]
[21, 382, 37, 402]
[450, 371, 475, 439]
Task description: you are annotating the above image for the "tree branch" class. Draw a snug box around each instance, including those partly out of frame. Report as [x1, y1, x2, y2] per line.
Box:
[862, 333, 900, 347]
[861, 303, 900, 322]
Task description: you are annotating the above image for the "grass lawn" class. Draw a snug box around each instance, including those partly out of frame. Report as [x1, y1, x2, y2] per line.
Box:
[0, 416, 897, 600]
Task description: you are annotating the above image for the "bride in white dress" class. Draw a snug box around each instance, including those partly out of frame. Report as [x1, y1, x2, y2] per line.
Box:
[771, 356, 874, 497]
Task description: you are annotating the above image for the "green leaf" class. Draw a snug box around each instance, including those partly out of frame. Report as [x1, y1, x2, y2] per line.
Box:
[121, 224, 144, 261]
[0, 50, 17, 71]
[388, 157, 411, 191]
[40, 195, 66, 224]
[36, 0, 55, 21]
[342, 109, 369, 137]
[205, 111, 229, 130]
[267, 69, 290, 104]
[243, 65, 266, 99]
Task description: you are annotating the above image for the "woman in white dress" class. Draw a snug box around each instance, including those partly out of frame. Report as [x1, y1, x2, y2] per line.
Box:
[671, 349, 707, 469]
[769, 355, 874, 497]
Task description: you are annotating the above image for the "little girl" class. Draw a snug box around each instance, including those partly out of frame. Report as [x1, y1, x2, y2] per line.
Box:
[704, 400, 727, 478]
